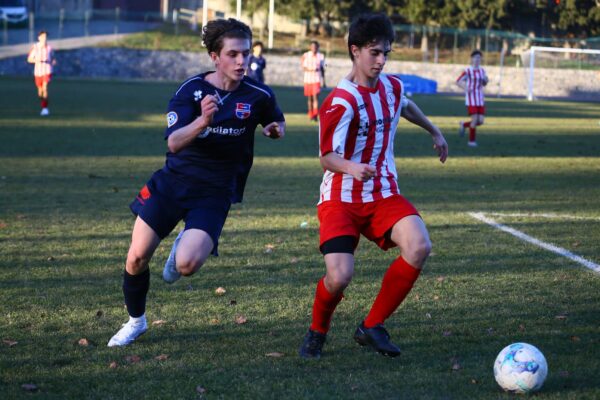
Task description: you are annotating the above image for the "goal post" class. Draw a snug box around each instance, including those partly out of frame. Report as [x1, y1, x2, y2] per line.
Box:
[526, 46, 600, 101]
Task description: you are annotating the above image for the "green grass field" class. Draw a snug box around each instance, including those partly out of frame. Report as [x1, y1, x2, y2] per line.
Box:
[1, 76, 599, 399]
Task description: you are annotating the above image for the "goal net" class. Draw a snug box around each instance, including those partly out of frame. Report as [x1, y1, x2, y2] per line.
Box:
[521, 46, 600, 101]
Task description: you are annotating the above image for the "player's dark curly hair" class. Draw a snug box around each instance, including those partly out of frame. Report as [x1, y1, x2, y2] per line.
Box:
[471, 50, 482, 57]
[347, 13, 394, 61]
[202, 18, 252, 55]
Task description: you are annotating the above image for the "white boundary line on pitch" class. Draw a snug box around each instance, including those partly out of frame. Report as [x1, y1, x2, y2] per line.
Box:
[483, 212, 600, 221]
[468, 212, 600, 274]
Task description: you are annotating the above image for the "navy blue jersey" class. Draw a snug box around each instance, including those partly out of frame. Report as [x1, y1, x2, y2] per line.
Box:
[162, 72, 284, 204]
[247, 55, 266, 83]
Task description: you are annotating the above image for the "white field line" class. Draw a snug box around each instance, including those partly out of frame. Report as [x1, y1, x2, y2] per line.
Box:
[483, 212, 600, 221]
[468, 212, 600, 274]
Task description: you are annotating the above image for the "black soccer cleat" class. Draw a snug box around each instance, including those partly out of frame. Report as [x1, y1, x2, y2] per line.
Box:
[299, 329, 327, 359]
[353, 322, 401, 357]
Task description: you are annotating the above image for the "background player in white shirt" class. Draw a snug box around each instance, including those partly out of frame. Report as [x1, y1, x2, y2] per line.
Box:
[456, 50, 488, 147]
[299, 13, 448, 359]
[301, 41, 325, 121]
[27, 30, 55, 116]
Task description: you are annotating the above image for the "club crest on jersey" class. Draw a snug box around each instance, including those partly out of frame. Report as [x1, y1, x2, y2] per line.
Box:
[193, 90, 203, 102]
[235, 103, 251, 119]
[167, 111, 178, 128]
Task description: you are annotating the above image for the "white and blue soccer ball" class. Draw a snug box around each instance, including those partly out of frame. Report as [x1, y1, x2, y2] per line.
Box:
[493, 342, 548, 394]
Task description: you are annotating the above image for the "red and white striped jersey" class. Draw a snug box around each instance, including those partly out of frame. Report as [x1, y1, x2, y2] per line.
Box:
[456, 66, 486, 106]
[301, 51, 324, 85]
[28, 43, 53, 77]
[318, 74, 409, 204]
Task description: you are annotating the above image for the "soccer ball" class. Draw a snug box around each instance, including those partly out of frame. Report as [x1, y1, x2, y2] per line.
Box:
[493, 342, 548, 393]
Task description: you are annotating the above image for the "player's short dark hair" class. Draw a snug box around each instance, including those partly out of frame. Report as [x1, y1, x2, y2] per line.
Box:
[38, 30, 47, 37]
[347, 13, 394, 61]
[253, 41, 263, 49]
[471, 50, 482, 57]
[202, 18, 252, 55]
[310, 40, 319, 48]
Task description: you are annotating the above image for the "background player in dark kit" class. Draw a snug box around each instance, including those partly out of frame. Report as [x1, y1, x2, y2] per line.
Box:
[108, 18, 285, 347]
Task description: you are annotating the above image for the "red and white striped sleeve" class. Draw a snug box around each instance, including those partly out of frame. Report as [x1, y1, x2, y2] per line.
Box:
[456, 69, 467, 83]
[319, 93, 354, 157]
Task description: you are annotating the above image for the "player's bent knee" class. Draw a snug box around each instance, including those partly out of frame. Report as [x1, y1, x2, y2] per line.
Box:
[403, 237, 431, 268]
[126, 252, 150, 275]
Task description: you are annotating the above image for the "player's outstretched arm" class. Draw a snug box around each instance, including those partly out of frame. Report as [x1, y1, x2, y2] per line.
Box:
[167, 95, 218, 153]
[320, 152, 376, 182]
[401, 100, 448, 163]
[262, 121, 286, 139]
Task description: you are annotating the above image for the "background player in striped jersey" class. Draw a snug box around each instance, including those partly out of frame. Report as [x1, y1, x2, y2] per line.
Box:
[456, 50, 488, 147]
[299, 13, 448, 359]
[27, 30, 55, 116]
[108, 18, 285, 347]
[301, 41, 326, 121]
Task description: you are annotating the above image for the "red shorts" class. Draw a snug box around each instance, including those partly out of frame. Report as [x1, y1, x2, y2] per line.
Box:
[304, 82, 320, 97]
[35, 74, 52, 88]
[317, 194, 420, 251]
[467, 105, 485, 115]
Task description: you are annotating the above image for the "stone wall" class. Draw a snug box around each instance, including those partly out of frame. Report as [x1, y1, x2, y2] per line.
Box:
[1, 47, 598, 100]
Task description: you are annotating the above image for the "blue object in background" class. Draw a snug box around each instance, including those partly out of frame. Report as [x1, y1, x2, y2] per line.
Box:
[397, 74, 437, 95]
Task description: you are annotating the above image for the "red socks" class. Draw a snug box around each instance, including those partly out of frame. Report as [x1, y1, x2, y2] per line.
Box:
[463, 121, 470, 128]
[363, 257, 421, 328]
[41, 98, 48, 108]
[469, 126, 476, 142]
[310, 277, 343, 334]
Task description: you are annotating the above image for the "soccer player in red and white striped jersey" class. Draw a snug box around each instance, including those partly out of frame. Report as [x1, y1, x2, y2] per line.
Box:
[301, 41, 325, 121]
[456, 50, 488, 147]
[27, 30, 55, 116]
[299, 13, 448, 359]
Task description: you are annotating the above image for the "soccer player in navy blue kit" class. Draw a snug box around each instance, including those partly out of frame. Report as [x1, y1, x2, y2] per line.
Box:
[247, 41, 266, 83]
[108, 18, 285, 347]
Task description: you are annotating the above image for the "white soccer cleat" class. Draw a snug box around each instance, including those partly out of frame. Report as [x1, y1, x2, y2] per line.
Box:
[107, 316, 147, 347]
[458, 121, 465, 137]
[468, 141, 478, 147]
[163, 230, 184, 283]
[40, 108, 49, 116]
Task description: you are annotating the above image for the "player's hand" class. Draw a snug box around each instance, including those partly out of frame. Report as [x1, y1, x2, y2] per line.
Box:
[350, 163, 377, 182]
[198, 95, 219, 127]
[262, 121, 285, 139]
[432, 131, 448, 164]
[482, 75, 489, 86]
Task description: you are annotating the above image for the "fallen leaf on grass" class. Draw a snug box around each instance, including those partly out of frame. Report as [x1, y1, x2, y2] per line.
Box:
[452, 362, 461, 371]
[555, 314, 568, 320]
[519, 324, 526, 332]
[265, 352, 285, 358]
[21, 383, 38, 392]
[209, 318, 220, 325]
[108, 361, 118, 369]
[152, 320, 166, 326]
[124, 355, 141, 364]
[196, 385, 207, 394]
[154, 354, 169, 361]
[436, 276, 446, 282]
[570, 336, 581, 342]
[0, 221, 6, 229]
[78, 338, 89, 346]
[414, 294, 420, 301]
[433, 295, 440, 301]
[2, 339, 17, 347]
[290, 257, 299, 264]
[572, 241, 580, 248]
[215, 287, 226, 296]
[235, 315, 248, 325]
[425, 313, 432, 319]
[471, 378, 478, 384]
[264, 244, 275, 253]
[47, 256, 55, 262]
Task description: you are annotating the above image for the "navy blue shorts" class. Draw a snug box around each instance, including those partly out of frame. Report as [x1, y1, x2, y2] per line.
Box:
[129, 173, 231, 255]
